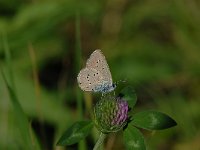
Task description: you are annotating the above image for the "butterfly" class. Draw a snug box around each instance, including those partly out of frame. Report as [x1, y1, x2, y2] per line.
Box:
[77, 49, 116, 94]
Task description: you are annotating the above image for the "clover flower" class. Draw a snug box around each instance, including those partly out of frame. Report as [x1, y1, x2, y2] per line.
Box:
[94, 96, 128, 133]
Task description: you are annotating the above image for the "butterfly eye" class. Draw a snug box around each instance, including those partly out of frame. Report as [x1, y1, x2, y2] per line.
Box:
[112, 84, 116, 88]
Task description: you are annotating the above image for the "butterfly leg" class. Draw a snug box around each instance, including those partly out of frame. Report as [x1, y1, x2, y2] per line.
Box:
[101, 92, 104, 97]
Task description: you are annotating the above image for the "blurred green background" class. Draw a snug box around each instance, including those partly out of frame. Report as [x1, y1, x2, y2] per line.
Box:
[0, 0, 200, 150]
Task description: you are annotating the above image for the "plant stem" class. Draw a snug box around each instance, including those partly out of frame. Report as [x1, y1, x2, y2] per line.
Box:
[75, 9, 83, 120]
[2, 31, 15, 90]
[93, 133, 107, 150]
[75, 10, 87, 150]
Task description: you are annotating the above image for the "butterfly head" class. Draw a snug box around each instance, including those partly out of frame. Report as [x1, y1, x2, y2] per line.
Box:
[112, 83, 116, 89]
[106, 83, 116, 93]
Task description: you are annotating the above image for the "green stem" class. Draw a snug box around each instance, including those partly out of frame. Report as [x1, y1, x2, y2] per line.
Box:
[75, 10, 83, 120]
[93, 133, 107, 150]
[2, 31, 15, 90]
[75, 10, 86, 150]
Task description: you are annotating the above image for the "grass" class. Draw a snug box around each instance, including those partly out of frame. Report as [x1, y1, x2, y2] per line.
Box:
[1, 32, 40, 150]
[0, 0, 200, 149]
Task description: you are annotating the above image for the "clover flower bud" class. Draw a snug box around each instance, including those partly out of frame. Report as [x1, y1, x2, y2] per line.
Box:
[94, 96, 128, 133]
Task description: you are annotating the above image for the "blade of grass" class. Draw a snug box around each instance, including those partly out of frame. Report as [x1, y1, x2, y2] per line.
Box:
[28, 43, 43, 121]
[28, 43, 47, 149]
[1, 32, 40, 149]
[75, 11, 86, 150]
[1, 69, 38, 150]
[2, 31, 15, 90]
[75, 11, 83, 120]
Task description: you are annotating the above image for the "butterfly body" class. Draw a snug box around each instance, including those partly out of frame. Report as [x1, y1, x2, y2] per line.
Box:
[93, 81, 116, 93]
[77, 49, 116, 93]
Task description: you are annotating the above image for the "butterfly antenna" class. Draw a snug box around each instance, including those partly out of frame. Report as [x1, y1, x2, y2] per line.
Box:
[115, 79, 127, 86]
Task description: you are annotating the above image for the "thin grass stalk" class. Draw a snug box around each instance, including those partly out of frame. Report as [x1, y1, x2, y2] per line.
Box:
[75, 11, 83, 120]
[75, 11, 87, 150]
[2, 31, 15, 90]
[28, 43, 47, 149]
[0, 39, 37, 149]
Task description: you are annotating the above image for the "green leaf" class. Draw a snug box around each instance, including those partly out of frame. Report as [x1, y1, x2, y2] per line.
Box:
[123, 125, 146, 150]
[131, 110, 177, 130]
[119, 86, 137, 108]
[57, 120, 94, 146]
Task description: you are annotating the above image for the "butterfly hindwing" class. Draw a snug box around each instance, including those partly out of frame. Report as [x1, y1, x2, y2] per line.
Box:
[86, 49, 113, 84]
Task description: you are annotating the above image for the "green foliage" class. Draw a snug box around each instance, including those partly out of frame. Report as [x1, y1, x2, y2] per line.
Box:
[57, 121, 94, 146]
[1, 71, 40, 150]
[131, 110, 177, 130]
[119, 86, 137, 109]
[57, 86, 176, 149]
[1, 38, 40, 149]
[123, 125, 146, 150]
[0, 0, 199, 149]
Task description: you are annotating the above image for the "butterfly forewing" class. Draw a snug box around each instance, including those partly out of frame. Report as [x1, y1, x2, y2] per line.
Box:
[86, 49, 113, 84]
[77, 68, 103, 91]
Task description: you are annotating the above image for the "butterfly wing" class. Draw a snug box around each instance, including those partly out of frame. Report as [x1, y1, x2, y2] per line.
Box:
[86, 49, 113, 85]
[77, 68, 103, 92]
